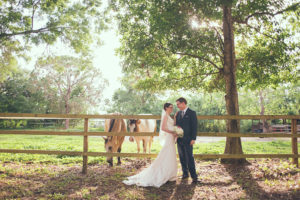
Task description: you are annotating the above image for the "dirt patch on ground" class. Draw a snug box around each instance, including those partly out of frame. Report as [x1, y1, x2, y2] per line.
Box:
[0, 159, 299, 199]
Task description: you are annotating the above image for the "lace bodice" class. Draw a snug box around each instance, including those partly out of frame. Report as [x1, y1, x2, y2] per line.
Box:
[166, 115, 175, 132]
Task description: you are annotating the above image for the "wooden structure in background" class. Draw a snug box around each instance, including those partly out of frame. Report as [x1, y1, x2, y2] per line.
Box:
[0, 113, 299, 173]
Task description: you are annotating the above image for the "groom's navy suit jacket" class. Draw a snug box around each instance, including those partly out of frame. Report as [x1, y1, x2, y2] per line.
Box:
[176, 108, 198, 143]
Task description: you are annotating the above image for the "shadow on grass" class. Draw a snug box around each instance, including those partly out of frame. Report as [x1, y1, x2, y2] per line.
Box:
[169, 179, 196, 200]
[133, 178, 196, 200]
[2, 161, 299, 200]
[0, 164, 130, 199]
[40, 165, 132, 199]
[224, 163, 299, 200]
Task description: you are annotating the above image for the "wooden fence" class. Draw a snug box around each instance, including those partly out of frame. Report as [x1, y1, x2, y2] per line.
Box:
[0, 113, 299, 174]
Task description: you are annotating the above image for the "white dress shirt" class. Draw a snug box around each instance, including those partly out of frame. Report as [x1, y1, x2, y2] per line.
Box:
[182, 107, 188, 117]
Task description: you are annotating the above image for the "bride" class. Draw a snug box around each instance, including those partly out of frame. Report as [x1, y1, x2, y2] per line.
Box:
[123, 103, 178, 188]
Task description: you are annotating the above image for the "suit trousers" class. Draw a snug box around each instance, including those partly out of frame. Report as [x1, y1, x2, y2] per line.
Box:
[177, 140, 197, 179]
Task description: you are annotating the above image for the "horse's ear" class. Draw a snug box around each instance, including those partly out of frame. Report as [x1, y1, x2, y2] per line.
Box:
[136, 119, 141, 124]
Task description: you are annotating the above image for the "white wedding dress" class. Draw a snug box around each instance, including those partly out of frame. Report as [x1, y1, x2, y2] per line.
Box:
[123, 114, 177, 188]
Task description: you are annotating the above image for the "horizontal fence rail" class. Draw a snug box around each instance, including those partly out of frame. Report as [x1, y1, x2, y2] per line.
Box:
[0, 149, 299, 159]
[0, 130, 300, 138]
[0, 113, 299, 173]
[1, 113, 300, 120]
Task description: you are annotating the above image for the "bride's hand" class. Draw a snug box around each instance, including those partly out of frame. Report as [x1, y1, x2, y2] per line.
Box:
[172, 132, 177, 138]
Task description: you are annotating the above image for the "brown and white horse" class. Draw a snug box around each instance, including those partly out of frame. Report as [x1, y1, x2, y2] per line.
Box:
[103, 116, 126, 166]
[128, 118, 156, 153]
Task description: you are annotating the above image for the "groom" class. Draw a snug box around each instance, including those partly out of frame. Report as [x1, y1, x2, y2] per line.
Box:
[175, 97, 198, 183]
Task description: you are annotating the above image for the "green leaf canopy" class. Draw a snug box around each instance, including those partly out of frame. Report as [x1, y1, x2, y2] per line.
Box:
[0, 0, 107, 81]
[110, 0, 299, 92]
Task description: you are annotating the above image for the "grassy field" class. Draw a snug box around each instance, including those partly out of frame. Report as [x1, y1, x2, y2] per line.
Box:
[0, 134, 298, 164]
[0, 134, 299, 199]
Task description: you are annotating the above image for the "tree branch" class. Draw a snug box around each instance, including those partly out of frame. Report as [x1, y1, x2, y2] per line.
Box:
[245, 24, 278, 40]
[175, 51, 222, 70]
[31, 0, 41, 30]
[212, 27, 224, 50]
[234, 3, 299, 24]
[210, 27, 225, 65]
[213, 29, 225, 65]
[171, 71, 219, 83]
[0, 26, 67, 38]
[155, 38, 222, 71]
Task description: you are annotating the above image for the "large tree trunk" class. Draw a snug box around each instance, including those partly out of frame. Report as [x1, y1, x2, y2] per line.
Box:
[221, 4, 246, 164]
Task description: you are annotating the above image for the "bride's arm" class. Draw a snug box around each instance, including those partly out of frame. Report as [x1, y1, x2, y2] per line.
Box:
[161, 115, 175, 135]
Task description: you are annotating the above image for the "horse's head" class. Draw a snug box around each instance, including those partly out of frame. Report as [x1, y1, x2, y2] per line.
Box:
[103, 136, 114, 152]
[128, 119, 141, 133]
[102, 134, 115, 166]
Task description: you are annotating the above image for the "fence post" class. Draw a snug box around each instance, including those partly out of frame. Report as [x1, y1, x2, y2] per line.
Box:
[82, 118, 89, 174]
[291, 119, 298, 167]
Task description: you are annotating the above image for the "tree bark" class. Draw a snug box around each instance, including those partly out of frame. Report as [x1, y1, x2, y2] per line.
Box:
[65, 102, 70, 129]
[259, 90, 269, 132]
[64, 84, 71, 130]
[221, 4, 246, 164]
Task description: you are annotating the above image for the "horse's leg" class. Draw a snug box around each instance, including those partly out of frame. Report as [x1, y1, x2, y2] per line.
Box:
[136, 139, 140, 153]
[148, 137, 152, 154]
[142, 139, 149, 162]
[143, 139, 147, 153]
[107, 157, 113, 167]
[117, 146, 122, 165]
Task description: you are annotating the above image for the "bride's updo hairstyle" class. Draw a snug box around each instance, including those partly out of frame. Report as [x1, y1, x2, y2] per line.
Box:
[163, 103, 172, 111]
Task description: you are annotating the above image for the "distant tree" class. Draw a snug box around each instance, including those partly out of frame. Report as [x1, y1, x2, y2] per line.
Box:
[32, 56, 108, 128]
[0, 71, 47, 113]
[239, 83, 300, 116]
[0, 71, 49, 129]
[257, 83, 300, 116]
[108, 80, 162, 115]
[0, 0, 107, 81]
[238, 83, 300, 132]
[186, 93, 227, 132]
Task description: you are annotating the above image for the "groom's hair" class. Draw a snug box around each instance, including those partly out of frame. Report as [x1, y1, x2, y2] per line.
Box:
[176, 97, 187, 105]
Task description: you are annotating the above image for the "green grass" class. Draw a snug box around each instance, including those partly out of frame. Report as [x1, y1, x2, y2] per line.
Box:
[193, 140, 298, 155]
[0, 134, 298, 164]
[0, 126, 103, 131]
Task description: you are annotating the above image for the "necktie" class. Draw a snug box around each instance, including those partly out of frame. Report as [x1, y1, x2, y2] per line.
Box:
[181, 111, 184, 118]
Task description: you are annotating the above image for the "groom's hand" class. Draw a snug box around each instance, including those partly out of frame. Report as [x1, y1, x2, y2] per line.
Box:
[174, 111, 178, 118]
[190, 140, 195, 146]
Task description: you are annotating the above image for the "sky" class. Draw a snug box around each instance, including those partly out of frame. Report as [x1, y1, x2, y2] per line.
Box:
[21, 27, 123, 101]
[92, 28, 123, 99]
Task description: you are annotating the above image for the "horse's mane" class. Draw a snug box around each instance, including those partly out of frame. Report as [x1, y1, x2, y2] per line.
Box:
[106, 113, 126, 133]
